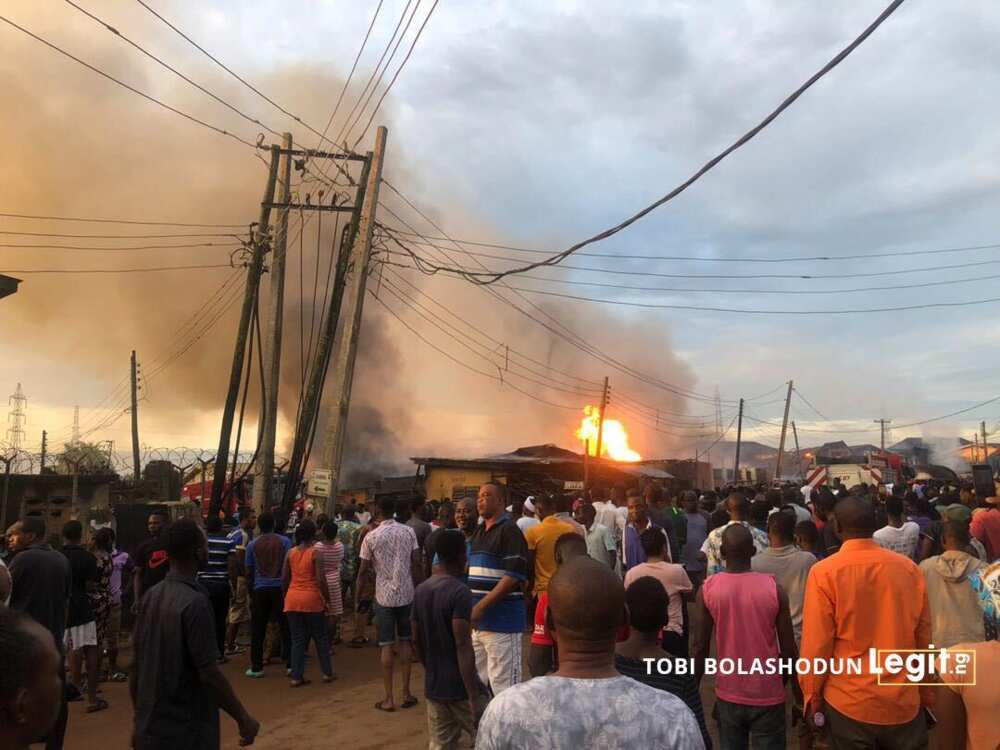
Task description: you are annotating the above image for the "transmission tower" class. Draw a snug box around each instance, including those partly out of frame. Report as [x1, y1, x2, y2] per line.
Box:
[71, 405, 80, 446]
[7, 383, 27, 451]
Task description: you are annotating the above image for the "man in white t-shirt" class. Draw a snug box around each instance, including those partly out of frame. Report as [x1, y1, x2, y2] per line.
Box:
[476, 556, 704, 750]
[872, 496, 920, 560]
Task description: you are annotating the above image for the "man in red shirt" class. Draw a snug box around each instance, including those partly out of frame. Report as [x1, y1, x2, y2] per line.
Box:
[528, 533, 587, 677]
[970, 493, 1000, 562]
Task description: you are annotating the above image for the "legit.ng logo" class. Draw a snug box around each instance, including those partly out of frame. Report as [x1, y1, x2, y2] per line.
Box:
[871, 647, 975, 686]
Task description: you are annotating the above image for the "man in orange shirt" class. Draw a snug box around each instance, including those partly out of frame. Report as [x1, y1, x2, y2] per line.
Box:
[799, 496, 931, 749]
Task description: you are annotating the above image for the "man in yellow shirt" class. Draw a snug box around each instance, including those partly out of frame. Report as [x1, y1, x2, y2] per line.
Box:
[525, 495, 577, 599]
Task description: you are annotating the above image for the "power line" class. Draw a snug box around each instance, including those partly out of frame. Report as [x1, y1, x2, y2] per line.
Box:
[333, 0, 419, 148]
[378, 277, 602, 397]
[489, 284, 1000, 316]
[0, 211, 247, 228]
[793, 388, 833, 422]
[0, 242, 242, 252]
[0, 13, 259, 148]
[132, 0, 344, 151]
[349, 0, 441, 148]
[378, 183, 730, 405]
[0, 230, 242, 239]
[387, 245, 1000, 295]
[390, 0, 908, 284]
[63, 0, 284, 138]
[3, 263, 233, 274]
[389, 231, 1000, 265]
[371, 289, 583, 412]
[319, 0, 387, 145]
[386, 236, 1000, 281]
[382, 267, 605, 390]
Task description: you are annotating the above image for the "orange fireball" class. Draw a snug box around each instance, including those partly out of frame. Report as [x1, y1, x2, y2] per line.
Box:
[575, 404, 641, 462]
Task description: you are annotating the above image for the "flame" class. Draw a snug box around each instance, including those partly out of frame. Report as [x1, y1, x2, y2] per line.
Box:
[575, 404, 641, 462]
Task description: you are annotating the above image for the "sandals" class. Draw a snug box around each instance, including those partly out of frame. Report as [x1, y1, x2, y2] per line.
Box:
[86, 698, 110, 714]
[374, 700, 395, 712]
[400, 696, 418, 709]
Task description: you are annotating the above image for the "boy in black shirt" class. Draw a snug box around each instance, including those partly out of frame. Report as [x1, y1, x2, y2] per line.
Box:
[412, 529, 485, 749]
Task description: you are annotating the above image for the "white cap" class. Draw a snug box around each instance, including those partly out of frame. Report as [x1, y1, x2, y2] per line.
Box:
[524, 497, 536, 513]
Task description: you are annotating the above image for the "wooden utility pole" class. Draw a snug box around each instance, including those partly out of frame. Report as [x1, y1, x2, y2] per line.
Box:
[791, 420, 802, 479]
[775, 380, 793, 480]
[253, 133, 293, 513]
[39, 430, 47, 472]
[873, 418, 892, 451]
[583, 438, 591, 492]
[210, 145, 280, 518]
[974, 434, 981, 464]
[982, 421, 989, 466]
[130, 350, 141, 480]
[320, 126, 388, 514]
[595, 377, 610, 460]
[733, 398, 744, 483]
[281, 157, 372, 511]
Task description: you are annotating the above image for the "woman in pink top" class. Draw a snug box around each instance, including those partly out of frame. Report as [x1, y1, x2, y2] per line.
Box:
[282, 519, 332, 686]
[315, 519, 345, 645]
[623, 528, 692, 657]
[693, 524, 797, 749]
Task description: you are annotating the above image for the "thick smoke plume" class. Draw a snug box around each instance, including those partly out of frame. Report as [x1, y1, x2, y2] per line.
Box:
[1, 1, 701, 484]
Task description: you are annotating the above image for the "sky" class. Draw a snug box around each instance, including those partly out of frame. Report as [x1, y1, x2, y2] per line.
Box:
[2, 0, 999, 474]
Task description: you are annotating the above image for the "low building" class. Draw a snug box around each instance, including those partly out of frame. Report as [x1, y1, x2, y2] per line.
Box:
[2, 472, 115, 545]
[413, 444, 679, 502]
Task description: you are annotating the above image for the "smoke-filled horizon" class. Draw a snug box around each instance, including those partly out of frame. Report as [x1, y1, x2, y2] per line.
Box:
[0, 0, 706, 486]
[5, 1, 1000, 486]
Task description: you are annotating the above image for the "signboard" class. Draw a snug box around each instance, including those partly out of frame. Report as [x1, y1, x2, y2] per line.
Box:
[308, 469, 332, 498]
[563, 480, 584, 491]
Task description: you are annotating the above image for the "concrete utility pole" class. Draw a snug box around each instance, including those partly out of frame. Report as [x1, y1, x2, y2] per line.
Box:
[281, 153, 372, 511]
[130, 350, 141, 480]
[775, 380, 793, 480]
[791, 420, 802, 478]
[253, 133, 293, 513]
[595, 377, 610, 461]
[210, 145, 280, 518]
[873, 418, 892, 451]
[734, 398, 744, 483]
[982, 421, 990, 465]
[320, 126, 388, 514]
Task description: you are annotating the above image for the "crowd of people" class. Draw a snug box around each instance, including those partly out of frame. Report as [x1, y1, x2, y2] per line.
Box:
[0, 474, 998, 749]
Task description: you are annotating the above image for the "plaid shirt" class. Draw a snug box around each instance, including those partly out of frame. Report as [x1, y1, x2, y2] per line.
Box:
[700, 520, 769, 577]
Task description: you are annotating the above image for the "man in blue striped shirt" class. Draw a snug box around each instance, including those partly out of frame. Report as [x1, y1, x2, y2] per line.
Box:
[469, 483, 528, 696]
[197, 515, 236, 659]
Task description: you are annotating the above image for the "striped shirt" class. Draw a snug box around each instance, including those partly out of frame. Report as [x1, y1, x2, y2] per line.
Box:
[198, 532, 235, 582]
[468, 514, 528, 633]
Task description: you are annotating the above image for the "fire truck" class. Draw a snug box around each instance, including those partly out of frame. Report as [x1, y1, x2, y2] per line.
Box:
[804, 450, 901, 491]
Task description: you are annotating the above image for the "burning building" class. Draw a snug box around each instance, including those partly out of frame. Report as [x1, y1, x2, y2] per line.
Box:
[412, 444, 690, 502]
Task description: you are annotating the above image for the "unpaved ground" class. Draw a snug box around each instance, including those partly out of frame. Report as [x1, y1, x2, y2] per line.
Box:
[64, 641, 430, 750]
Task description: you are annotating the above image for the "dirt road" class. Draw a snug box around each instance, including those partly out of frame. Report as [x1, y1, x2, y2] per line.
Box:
[64, 642, 430, 750]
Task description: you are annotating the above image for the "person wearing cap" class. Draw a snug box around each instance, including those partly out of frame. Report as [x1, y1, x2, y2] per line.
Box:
[516, 498, 540, 534]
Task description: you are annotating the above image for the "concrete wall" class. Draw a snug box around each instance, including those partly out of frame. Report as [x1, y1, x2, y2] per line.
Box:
[4, 474, 114, 545]
[424, 467, 496, 502]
